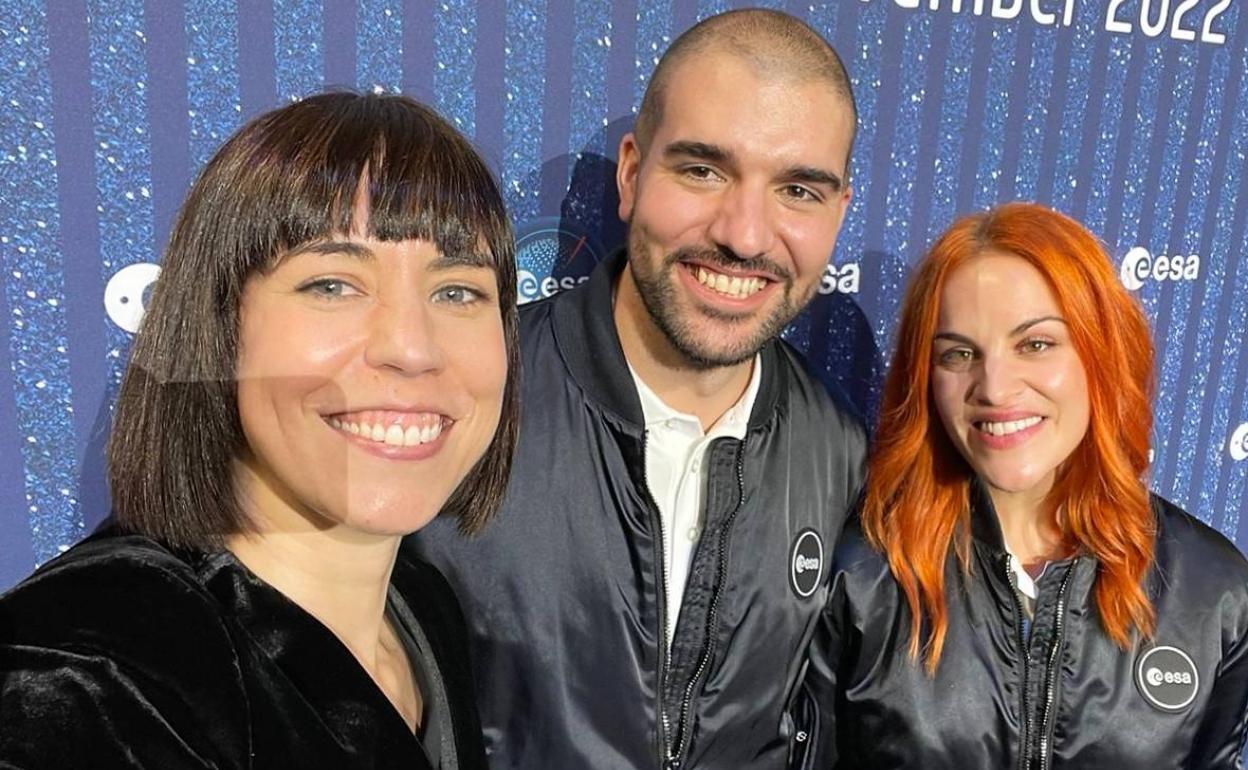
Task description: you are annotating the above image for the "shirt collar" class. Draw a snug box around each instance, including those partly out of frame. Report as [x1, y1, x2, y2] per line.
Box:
[628, 354, 762, 440]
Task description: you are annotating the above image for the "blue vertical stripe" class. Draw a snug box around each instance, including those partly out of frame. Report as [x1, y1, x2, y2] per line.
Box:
[185, 0, 242, 171]
[357, 0, 403, 94]
[838, 0, 885, 268]
[1082, 35, 1133, 234]
[1111, 46, 1166, 257]
[926, 16, 975, 244]
[275, 0, 324, 102]
[569, 0, 611, 159]
[503, 0, 548, 222]
[1198, 28, 1248, 535]
[970, 23, 1021, 210]
[634, 1, 672, 114]
[1011, 28, 1056, 202]
[877, 14, 932, 345]
[0, 2, 83, 561]
[87, 0, 156, 393]
[1139, 49, 1197, 476]
[1045, 0, 1097, 213]
[434, 0, 476, 137]
[1164, 28, 1236, 510]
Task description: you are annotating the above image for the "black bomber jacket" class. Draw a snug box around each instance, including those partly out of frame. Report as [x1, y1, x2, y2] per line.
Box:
[804, 481, 1248, 769]
[410, 251, 867, 769]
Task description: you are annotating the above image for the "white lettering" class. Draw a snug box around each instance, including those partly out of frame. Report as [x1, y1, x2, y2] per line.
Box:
[1119, 247, 1200, 291]
[795, 555, 821, 574]
[817, 262, 861, 295]
[517, 269, 590, 305]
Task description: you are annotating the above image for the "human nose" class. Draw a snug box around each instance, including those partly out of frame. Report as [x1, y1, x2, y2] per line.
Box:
[706, 182, 777, 260]
[971, 352, 1024, 405]
[362, 297, 445, 376]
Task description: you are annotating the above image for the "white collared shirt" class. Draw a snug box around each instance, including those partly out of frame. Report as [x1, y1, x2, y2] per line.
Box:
[628, 356, 762, 647]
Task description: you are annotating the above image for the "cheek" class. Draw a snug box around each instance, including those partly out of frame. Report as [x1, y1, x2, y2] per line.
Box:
[929, 372, 965, 431]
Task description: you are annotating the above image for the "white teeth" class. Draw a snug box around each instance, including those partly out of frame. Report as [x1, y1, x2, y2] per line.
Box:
[979, 416, 1043, 436]
[330, 416, 445, 447]
[694, 266, 765, 299]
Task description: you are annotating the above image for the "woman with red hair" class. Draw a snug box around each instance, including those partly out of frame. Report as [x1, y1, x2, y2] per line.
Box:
[804, 202, 1248, 769]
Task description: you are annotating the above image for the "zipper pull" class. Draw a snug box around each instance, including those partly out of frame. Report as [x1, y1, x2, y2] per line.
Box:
[664, 757, 682, 770]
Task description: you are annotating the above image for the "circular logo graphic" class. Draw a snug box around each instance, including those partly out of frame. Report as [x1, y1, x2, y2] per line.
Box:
[104, 262, 162, 333]
[1119, 246, 1150, 291]
[514, 218, 602, 305]
[789, 529, 824, 598]
[1135, 645, 1199, 713]
[1229, 422, 1248, 462]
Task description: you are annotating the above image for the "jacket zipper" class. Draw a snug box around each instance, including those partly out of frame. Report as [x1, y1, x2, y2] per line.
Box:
[1003, 555, 1034, 770]
[639, 430, 676, 769]
[666, 444, 747, 768]
[1037, 558, 1079, 770]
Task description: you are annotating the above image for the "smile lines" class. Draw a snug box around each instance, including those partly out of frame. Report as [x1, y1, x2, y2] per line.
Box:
[975, 415, 1043, 437]
[693, 265, 767, 299]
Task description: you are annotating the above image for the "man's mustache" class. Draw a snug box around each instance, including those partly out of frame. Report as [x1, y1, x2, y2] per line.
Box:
[663, 245, 793, 284]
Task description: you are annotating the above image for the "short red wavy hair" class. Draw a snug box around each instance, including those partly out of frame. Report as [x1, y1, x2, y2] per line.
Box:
[863, 202, 1156, 672]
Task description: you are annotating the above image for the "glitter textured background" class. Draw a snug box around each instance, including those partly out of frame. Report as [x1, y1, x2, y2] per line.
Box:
[1, 0, 1246, 589]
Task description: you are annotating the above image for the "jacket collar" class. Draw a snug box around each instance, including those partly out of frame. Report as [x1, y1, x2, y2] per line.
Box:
[968, 477, 1010, 555]
[197, 550, 428, 763]
[551, 249, 784, 431]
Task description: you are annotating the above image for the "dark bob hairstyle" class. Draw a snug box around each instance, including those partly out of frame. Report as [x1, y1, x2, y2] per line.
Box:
[108, 92, 519, 547]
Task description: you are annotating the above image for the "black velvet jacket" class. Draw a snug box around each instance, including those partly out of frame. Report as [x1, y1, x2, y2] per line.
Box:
[0, 527, 487, 769]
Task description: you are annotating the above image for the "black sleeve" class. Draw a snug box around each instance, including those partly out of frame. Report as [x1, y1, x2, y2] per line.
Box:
[795, 565, 852, 770]
[1187, 608, 1248, 769]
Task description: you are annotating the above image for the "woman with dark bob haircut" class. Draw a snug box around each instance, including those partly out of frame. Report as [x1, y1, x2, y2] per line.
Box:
[0, 92, 518, 769]
[805, 203, 1248, 768]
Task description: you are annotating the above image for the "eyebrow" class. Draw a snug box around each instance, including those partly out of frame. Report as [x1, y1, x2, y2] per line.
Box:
[663, 140, 731, 164]
[933, 315, 1067, 345]
[662, 141, 844, 193]
[288, 240, 495, 271]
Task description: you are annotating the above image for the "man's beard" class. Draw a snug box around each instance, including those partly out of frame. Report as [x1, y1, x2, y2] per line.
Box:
[627, 227, 811, 370]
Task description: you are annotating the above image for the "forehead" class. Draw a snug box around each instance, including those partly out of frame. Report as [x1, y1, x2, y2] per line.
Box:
[654, 49, 854, 174]
[939, 251, 1061, 326]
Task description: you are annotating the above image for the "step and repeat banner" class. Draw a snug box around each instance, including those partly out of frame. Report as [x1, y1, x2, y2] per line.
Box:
[1, 0, 1246, 589]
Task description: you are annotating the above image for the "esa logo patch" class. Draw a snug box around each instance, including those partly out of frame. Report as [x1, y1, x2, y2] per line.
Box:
[1135, 645, 1199, 713]
[789, 529, 824, 599]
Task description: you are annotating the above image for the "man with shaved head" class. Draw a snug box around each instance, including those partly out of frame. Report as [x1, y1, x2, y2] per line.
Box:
[414, 9, 865, 768]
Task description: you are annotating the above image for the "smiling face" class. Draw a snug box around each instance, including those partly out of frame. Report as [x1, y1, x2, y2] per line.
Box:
[233, 234, 507, 538]
[615, 49, 854, 368]
[930, 251, 1090, 501]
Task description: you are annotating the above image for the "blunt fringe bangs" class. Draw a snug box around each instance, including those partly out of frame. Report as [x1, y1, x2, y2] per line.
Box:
[862, 202, 1157, 674]
[108, 92, 519, 548]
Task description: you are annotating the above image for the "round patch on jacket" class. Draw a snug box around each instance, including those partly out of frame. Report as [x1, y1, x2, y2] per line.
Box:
[1135, 645, 1199, 713]
[789, 529, 824, 598]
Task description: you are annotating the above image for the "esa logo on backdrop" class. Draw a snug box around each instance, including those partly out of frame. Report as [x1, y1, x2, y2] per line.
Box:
[515, 219, 600, 304]
[104, 262, 161, 333]
[1230, 422, 1248, 462]
[817, 261, 860, 295]
[1119, 247, 1200, 291]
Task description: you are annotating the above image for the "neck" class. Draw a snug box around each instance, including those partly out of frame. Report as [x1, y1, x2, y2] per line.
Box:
[988, 482, 1064, 566]
[614, 267, 754, 430]
[227, 461, 399, 672]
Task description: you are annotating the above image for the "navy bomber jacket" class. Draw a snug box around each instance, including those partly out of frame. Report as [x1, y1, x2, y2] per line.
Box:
[806, 481, 1248, 769]
[411, 251, 867, 769]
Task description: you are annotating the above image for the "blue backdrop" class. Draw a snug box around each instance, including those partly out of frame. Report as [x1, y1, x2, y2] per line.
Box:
[2, 0, 1246, 590]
